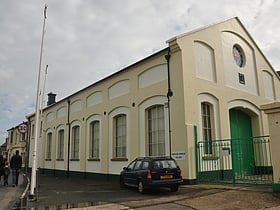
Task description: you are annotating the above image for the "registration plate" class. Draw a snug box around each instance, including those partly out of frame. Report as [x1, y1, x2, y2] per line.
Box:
[160, 175, 173, 179]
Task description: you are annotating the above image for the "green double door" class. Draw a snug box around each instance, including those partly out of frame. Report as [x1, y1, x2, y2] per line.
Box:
[229, 109, 255, 176]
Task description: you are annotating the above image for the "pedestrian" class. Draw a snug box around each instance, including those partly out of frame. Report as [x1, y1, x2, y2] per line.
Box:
[0, 155, 4, 186]
[3, 161, 10, 186]
[10, 150, 22, 187]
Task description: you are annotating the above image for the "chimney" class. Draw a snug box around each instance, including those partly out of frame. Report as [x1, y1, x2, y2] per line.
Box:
[47, 92, 56, 106]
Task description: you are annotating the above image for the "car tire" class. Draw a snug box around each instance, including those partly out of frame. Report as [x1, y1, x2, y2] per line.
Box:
[138, 181, 145, 194]
[170, 185, 179, 192]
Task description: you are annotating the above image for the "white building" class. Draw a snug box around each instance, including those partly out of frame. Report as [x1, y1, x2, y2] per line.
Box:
[27, 17, 280, 184]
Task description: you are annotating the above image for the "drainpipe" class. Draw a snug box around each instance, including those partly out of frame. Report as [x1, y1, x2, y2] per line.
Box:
[165, 49, 173, 158]
[67, 98, 71, 178]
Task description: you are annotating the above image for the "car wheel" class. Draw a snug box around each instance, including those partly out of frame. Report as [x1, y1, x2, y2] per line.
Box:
[138, 181, 145, 193]
[170, 185, 179, 192]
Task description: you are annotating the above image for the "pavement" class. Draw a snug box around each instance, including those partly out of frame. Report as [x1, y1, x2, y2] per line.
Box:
[0, 172, 27, 210]
[1, 173, 280, 210]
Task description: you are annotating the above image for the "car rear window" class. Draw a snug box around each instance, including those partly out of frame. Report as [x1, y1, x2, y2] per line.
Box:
[153, 160, 177, 169]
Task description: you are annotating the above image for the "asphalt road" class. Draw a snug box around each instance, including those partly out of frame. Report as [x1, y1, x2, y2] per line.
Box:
[24, 175, 217, 209]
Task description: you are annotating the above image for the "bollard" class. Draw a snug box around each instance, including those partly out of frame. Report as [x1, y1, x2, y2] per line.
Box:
[19, 173, 30, 209]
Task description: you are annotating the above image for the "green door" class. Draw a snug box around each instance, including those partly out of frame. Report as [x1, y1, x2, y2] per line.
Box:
[229, 109, 255, 176]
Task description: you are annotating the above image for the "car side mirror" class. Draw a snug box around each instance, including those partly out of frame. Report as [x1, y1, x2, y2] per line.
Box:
[123, 167, 128, 171]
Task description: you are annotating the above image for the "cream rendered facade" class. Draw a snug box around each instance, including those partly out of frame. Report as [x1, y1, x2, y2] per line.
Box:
[27, 17, 280, 182]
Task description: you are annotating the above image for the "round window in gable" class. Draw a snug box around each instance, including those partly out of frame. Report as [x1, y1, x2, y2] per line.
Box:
[232, 44, 245, 67]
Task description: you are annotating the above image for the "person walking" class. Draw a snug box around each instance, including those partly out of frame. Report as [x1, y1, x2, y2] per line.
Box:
[10, 150, 22, 187]
[3, 161, 10, 186]
[0, 155, 4, 186]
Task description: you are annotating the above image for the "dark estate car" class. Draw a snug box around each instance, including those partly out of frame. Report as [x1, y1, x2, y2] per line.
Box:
[120, 156, 183, 193]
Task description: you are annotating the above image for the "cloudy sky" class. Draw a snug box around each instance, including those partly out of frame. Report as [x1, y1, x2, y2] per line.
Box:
[0, 0, 279, 144]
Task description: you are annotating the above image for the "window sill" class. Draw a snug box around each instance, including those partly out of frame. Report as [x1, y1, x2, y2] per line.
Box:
[56, 159, 64, 161]
[111, 158, 128, 162]
[88, 158, 100, 161]
[45, 159, 51, 161]
[70, 159, 80, 161]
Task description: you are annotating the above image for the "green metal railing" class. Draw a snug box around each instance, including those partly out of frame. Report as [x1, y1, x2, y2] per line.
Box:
[195, 129, 273, 185]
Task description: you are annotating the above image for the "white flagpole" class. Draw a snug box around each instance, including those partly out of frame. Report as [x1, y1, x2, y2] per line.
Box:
[41, 65, 48, 114]
[29, 4, 47, 200]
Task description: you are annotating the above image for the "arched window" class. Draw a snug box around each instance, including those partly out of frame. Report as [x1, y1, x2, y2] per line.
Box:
[89, 120, 100, 159]
[201, 102, 214, 154]
[46, 132, 52, 160]
[57, 129, 64, 160]
[113, 114, 127, 158]
[71, 126, 80, 159]
[146, 105, 165, 156]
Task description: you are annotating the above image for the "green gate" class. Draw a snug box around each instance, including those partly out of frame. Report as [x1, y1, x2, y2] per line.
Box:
[230, 109, 255, 176]
[195, 129, 273, 184]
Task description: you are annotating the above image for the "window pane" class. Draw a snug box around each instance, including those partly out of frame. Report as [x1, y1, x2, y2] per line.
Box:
[46, 133, 52, 159]
[147, 105, 165, 156]
[114, 114, 126, 158]
[72, 126, 80, 159]
[142, 161, 149, 169]
[90, 121, 100, 158]
[134, 161, 142, 170]
[201, 103, 213, 154]
[57, 130, 64, 159]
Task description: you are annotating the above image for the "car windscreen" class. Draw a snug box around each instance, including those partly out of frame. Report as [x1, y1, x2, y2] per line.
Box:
[153, 160, 177, 169]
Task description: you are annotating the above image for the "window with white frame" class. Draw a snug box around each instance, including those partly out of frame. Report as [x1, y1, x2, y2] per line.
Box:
[71, 126, 80, 159]
[10, 131, 13, 144]
[57, 129, 64, 159]
[201, 102, 213, 154]
[89, 120, 100, 159]
[16, 133, 19, 144]
[21, 133, 26, 141]
[147, 105, 165, 156]
[46, 132, 52, 160]
[113, 114, 126, 158]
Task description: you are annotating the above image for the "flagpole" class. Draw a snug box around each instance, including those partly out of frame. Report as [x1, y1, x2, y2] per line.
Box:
[41, 65, 48, 114]
[29, 4, 47, 200]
